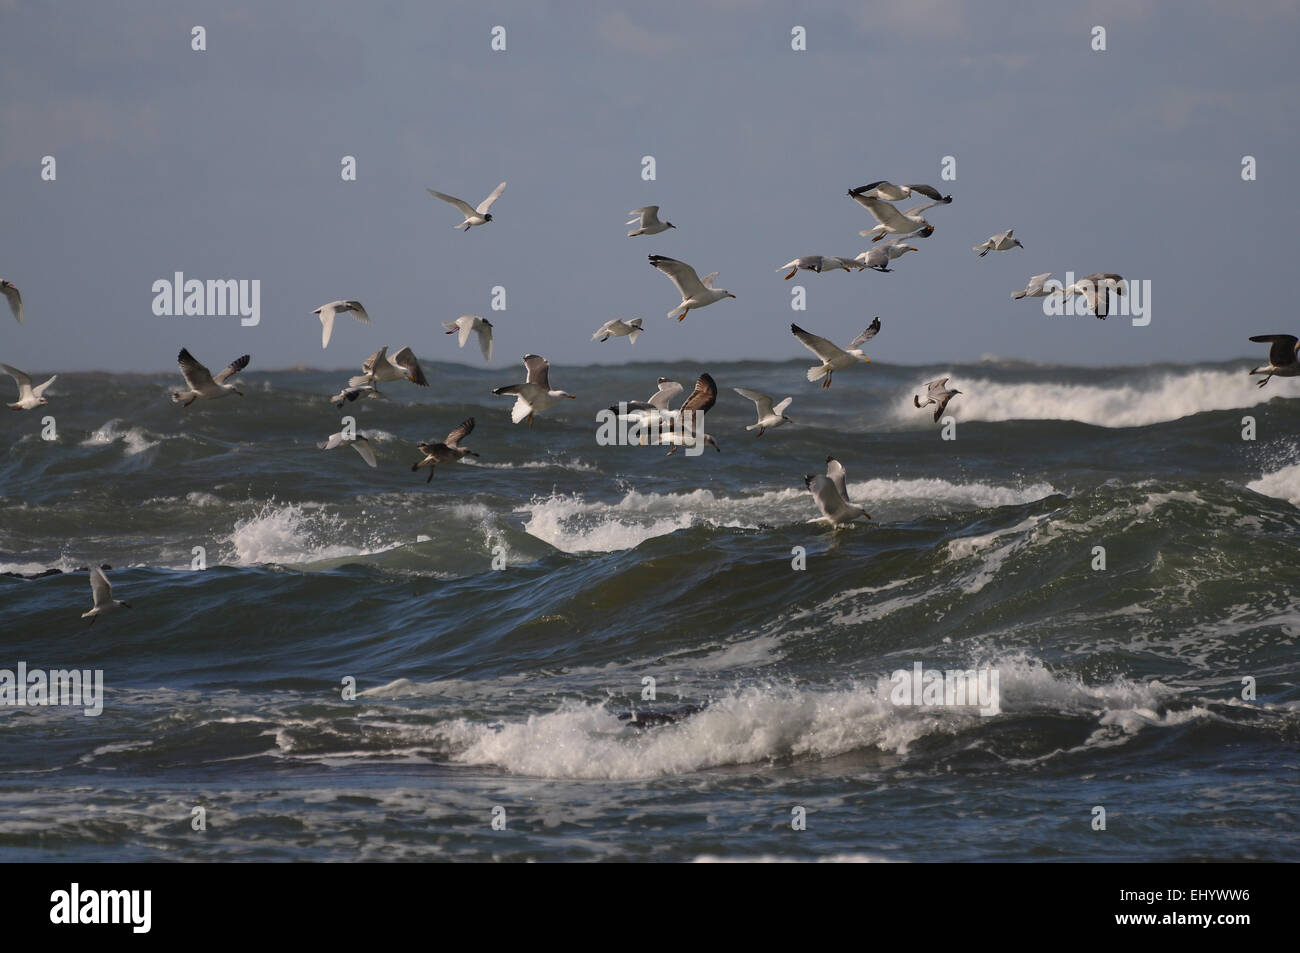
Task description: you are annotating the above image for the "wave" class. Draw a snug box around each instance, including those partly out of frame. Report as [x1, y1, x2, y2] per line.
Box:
[1248, 462, 1300, 507]
[79, 419, 161, 455]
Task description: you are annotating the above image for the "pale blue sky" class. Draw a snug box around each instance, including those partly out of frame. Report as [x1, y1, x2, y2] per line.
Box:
[1, 0, 1296, 372]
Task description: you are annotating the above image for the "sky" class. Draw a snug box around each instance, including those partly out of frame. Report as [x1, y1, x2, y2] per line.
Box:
[1, 0, 1297, 373]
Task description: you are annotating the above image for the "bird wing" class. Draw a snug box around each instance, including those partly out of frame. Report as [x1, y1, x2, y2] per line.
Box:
[523, 354, 551, 390]
[477, 321, 493, 362]
[805, 474, 845, 519]
[177, 348, 216, 390]
[476, 181, 507, 214]
[90, 566, 112, 608]
[849, 195, 914, 231]
[453, 316, 474, 349]
[1252, 334, 1300, 365]
[351, 437, 378, 468]
[791, 324, 844, 362]
[3, 283, 24, 322]
[772, 396, 793, 416]
[628, 206, 659, 226]
[213, 354, 250, 384]
[826, 457, 850, 502]
[427, 189, 478, 217]
[32, 375, 57, 398]
[362, 346, 387, 375]
[319, 432, 345, 450]
[1026, 273, 1052, 294]
[648, 379, 683, 409]
[649, 255, 708, 299]
[445, 417, 475, 447]
[905, 196, 952, 216]
[905, 184, 943, 200]
[392, 346, 428, 386]
[1, 362, 33, 395]
[680, 373, 717, 415]
[848, 317, 882, 348]
[317, 304, 337, 348]
[733, 387, 774, 418]
[346, 301, 370, 322]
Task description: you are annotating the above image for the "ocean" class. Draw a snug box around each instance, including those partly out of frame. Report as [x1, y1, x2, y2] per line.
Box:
[1, 357, 1298, 862]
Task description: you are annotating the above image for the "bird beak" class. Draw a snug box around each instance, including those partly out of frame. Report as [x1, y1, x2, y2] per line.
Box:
[860, 356, 871, 363]
[121, 602, 133, 609]
[236, 391, 245, 397]
[567, 394, 577, 399]
[727, 293, 737, 299]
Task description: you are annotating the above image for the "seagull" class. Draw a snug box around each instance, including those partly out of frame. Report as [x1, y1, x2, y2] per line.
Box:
[493, 354, 575, 428]
[776, 256, 864, 280]
[82, 566, 130, 626]
[593, 318, 643, 344]
[627, 206, 675, 237]
[443, 315, 494, 362]
[849, 180, 945, 203]
[313, 300, 370, 349]
[792, 318, 879, 389]
[648, 255, 736, 321]
[849, 189, 952, 242]
[734, 388, 793, 435]
[171, 348, 249, 406]
[973, 229, 1023, 257]
[2, 363, 56, 410]
[349, 346, 428, 388]
[412, 417, 479, 482]
[661, 373, 719, 456]
[1010, 273, 1058, 300]
[318, 431, 378, 468]
[856, 237, 920, 272]
[1062, 273, 1125, 319]
[914, 378, 962, 422]
[1, 280, 22, 323]
[610, 377, 683, 430]
[329, 382, 387, 408]
[1248, 334, 1300, 387]
[805, 456, 870, 525]
[427, 180, 507, 230]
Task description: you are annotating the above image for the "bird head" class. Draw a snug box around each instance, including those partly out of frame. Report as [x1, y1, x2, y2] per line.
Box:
[782, 415, 794, 424]
[484, 319, 494, 328]
[483, 213, 493, 222]
[667, 222, 676, 229]
[1013, 240, 1024, 249]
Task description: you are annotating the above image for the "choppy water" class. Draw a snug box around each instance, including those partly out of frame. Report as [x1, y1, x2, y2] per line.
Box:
[2, 358, 1298, 861]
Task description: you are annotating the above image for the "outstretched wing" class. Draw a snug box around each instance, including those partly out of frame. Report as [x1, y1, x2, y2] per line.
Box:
[523, 354, 551, 390]
[648, 378, 683, 409]
[680, 373, 717, 415]
[733, 387, 774, 418]
[848, 317, 882, 348]
[926, 378, 950, 397]
[391, 346, 428, 386]
[177, 348, 216, 390]
[214, 354, 250, 384]
[848, 194, 915, 231]
[90, 566, 112, 608]
[904, 183, 943, 200]
[350, 436, 378, 468]
[476, 181, 507, 214]
[826, 456, 850, 502]
[905, 195, 953, 216]
[2, 282, 24, 323]
[427, 188, 478, 217]
[1251, 334, 1300, 366]
[649, 255, 708, 299]
[805, 474, 844, 520]
[1, 362, 33, 392]
[791, 324, 843, 362]
[445, 417, 475, 447]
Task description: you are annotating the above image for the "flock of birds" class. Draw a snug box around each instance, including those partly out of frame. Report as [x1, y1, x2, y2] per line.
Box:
[4, 174, 1300, 622]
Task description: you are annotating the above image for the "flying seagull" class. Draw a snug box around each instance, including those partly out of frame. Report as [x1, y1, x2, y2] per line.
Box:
[493, 354, 575, 428]
[661, 373, 719, 456]
[1010, 273, 1058, 300]
[314, 300, 370, 349]
[427, 181, 508, 230]
[805, 456, 870, 525]
[1, 280, 22, 323]
[1063, 273, 1125, 318]
[172, 348, 249, 406]
[82, 566, 130, 626]
[610, 377, 683, 430]
[1248, 334, 1300, 387]
[648, 255, 736, 321]
[329, 382, 387, 408]
[850, 190, 952, 242]
[627, 206, 675, 237]
[856, 237, 920, 272]
[412, 417, 479, 482]
[792, 318, 880, 389]
[776, 256, 864, 280]
[349, 346, 428, 388]
[914, 378, 962, 422]
[734, 388, 793, 436]
[593, 318, 643, 344]
[973, 229, 1023, 257]
[443, 315, 494, 362]
[2, 363, 56, 410]
[849, 181, 945, 203]
[318, 431, 378, 468]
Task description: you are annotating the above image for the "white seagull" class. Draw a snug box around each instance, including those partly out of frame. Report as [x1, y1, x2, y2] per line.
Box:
[412, 417, 479, 482]
[1, 280, 23, 323]
[443, 315, 494, 362]
[805, 456, 870, 526]
[850, 180, 945, 203]
[776, 256, 864, 280]
[2, 363, 56, 410]
[648, 255, 736, 321]
[318, 431, 378, 468]
[973, 229, 1024, 257]
[593, 318, 643, 344]
[849, 188, 952, 242]
[627, 206, 675, 237]
[493, 354, 575, 427]
[1010, 273, 1059, 300]
[914, 378, 962, 422]
[427, 180, 508, 230]
[172, 348, 249, 406]
[734, 388, 793, 436]
[1248, 334, 1300, 387]
[314, 300, 370, 349]
[82, 566, 131, 626]
[792, 318, 880, 389]
[329, 382, 387, 408]
[856, 237, 920, 272]
[611, 377, 683, 431]
[349, 346, 428, 388]
[1062, 273, 1125, 319]
[660, 373, 720, 456]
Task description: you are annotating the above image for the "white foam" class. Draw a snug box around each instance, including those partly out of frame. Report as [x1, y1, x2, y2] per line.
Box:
[226, 502, 398, 566]
[893, 368, 1291, 428]
[1247, 462, 1300, 507]
[79, 419, 159, 455]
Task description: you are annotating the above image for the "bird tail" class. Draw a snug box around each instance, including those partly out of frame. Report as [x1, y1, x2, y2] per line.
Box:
[1011, 290, 1027, 300]
[348, 374, 371, 389]
[806, 365, 828, 383]
[170, 391, 186, 404]
[667, 303, 687, 320]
